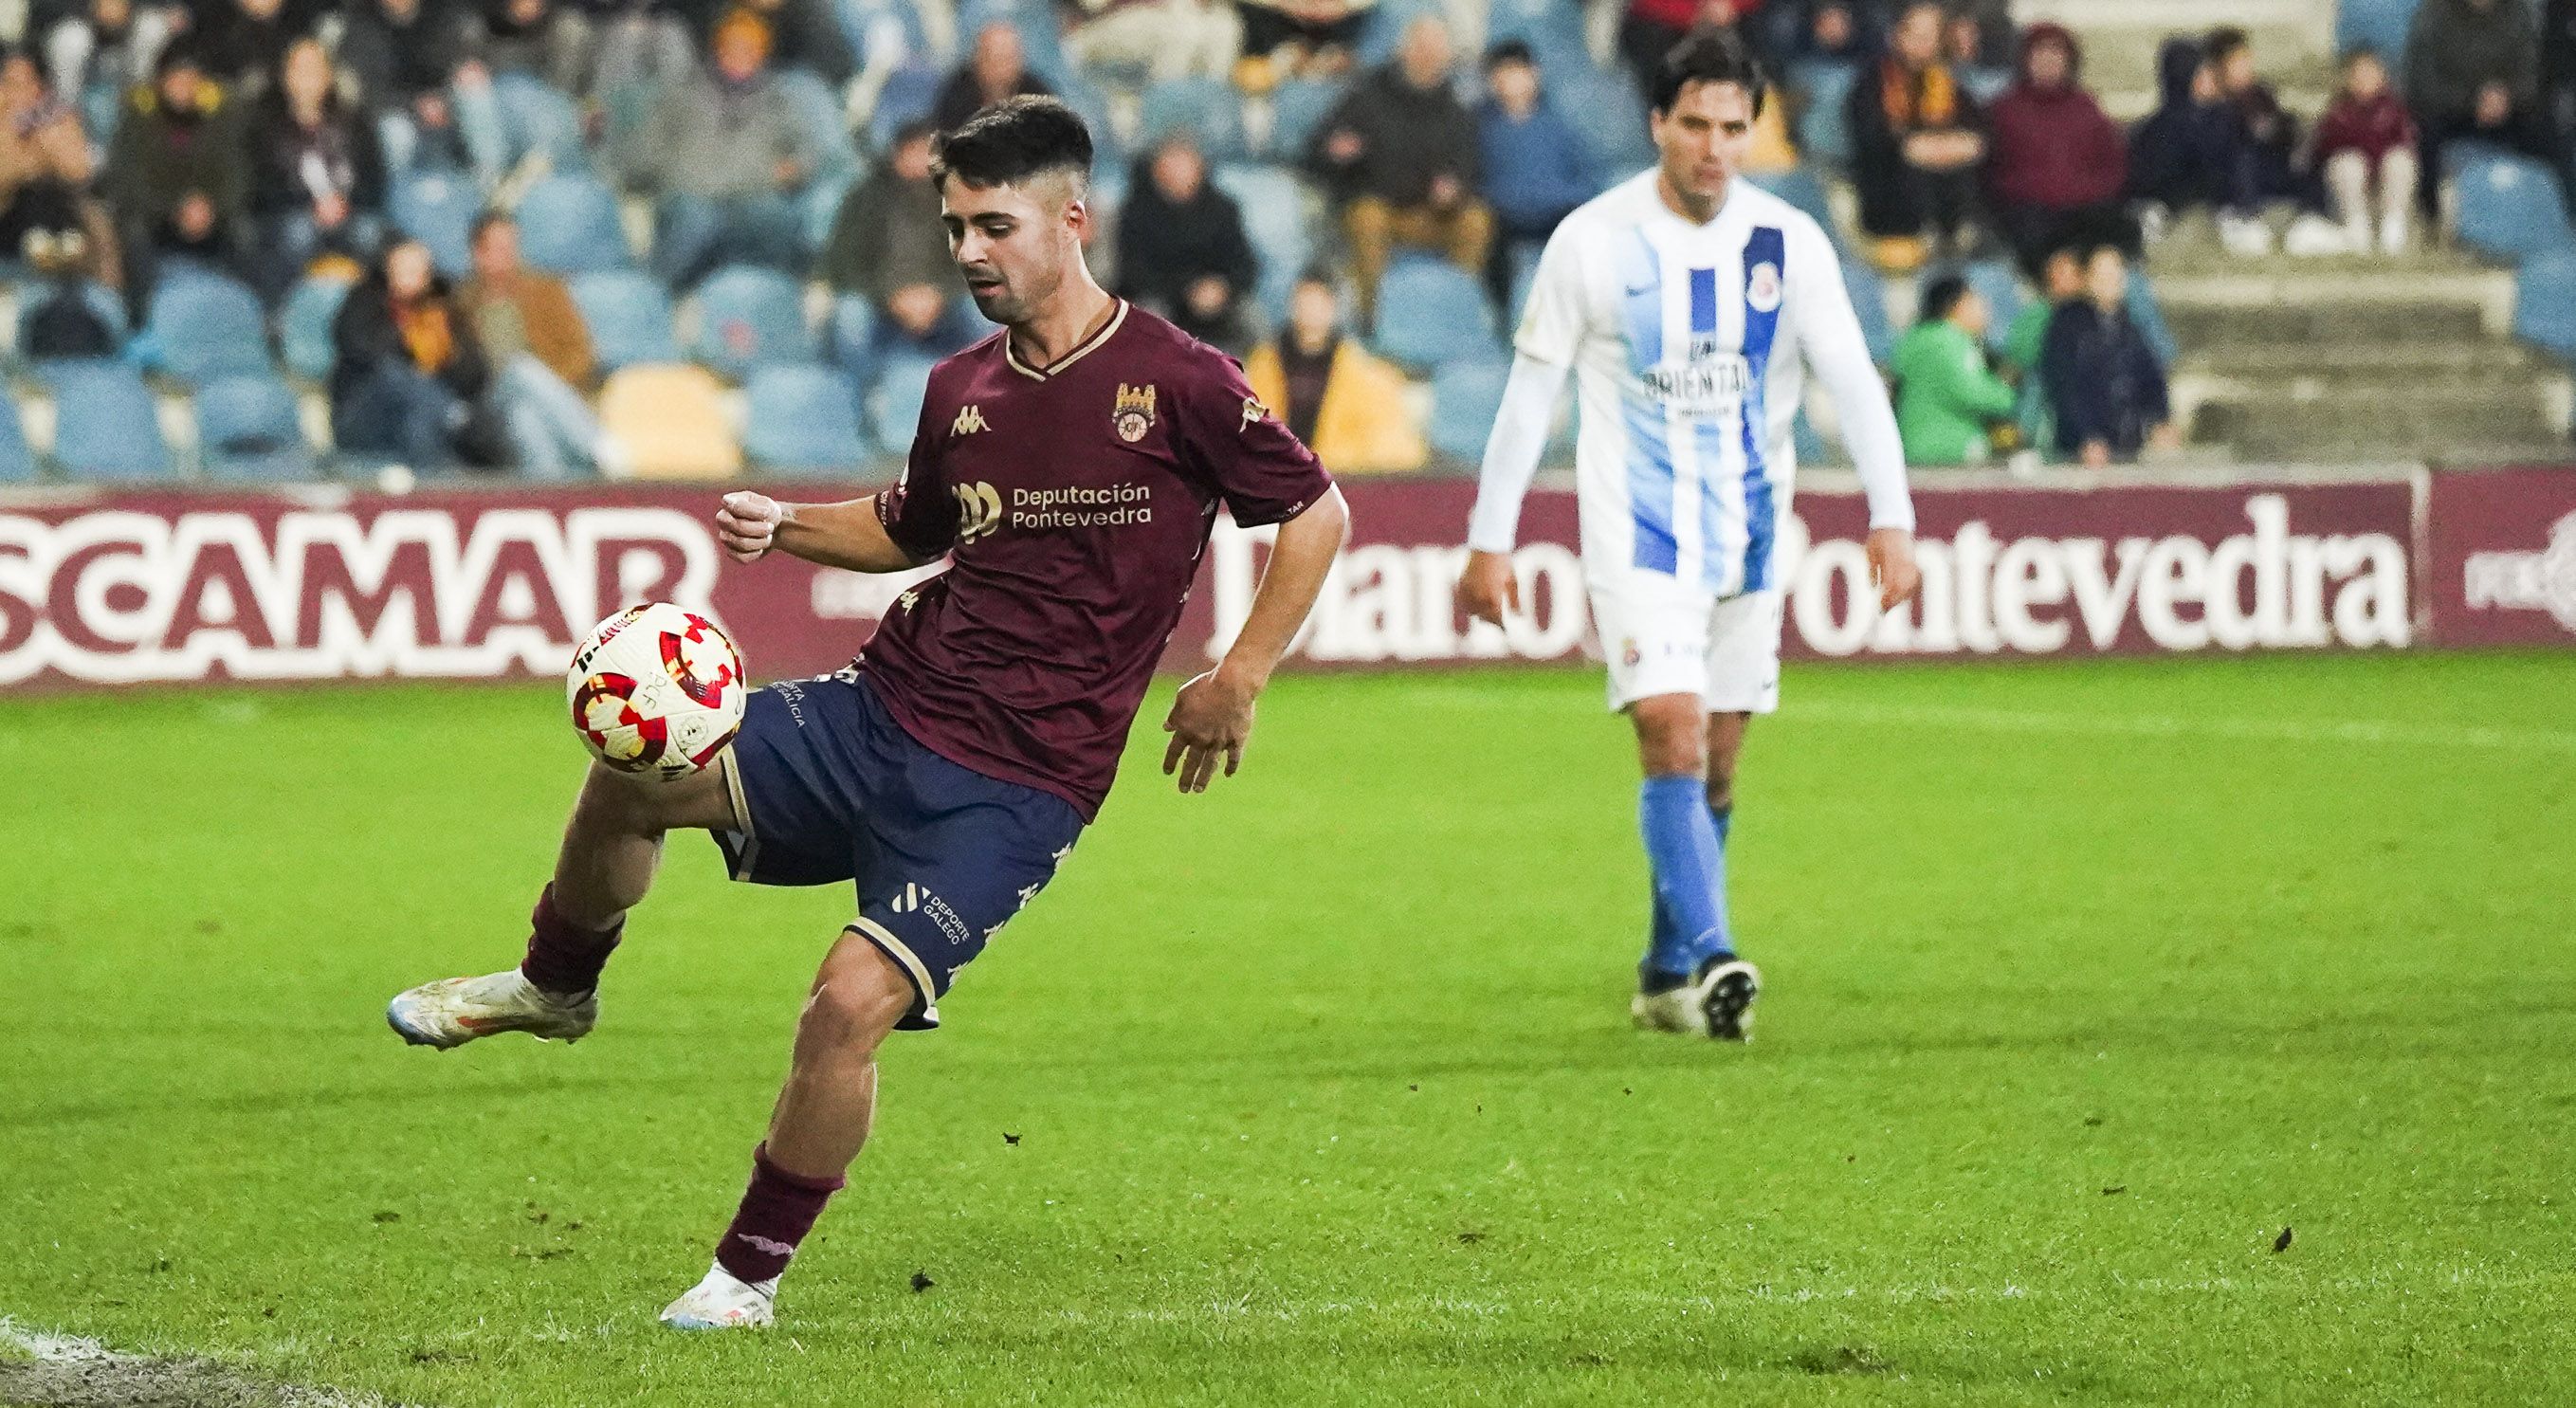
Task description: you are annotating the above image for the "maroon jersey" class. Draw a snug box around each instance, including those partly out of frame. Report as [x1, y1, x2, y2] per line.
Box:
[862, 301, 1333, 819]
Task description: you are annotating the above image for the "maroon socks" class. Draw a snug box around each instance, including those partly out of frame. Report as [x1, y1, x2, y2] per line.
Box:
[519, 885, 622, 998]
[715, 1143, 846, 1286]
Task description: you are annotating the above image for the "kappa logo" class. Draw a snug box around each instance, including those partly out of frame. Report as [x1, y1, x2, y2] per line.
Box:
[1239, 396, 1269, 432]
[950, 481, 1002, 541]
[1113, 382, 1157, 443]
[891, 883, 932, 913]
[952, 404, 989, 436]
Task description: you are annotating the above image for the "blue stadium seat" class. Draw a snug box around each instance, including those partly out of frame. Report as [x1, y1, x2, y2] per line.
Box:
[1266, 79, 1339, 163]
[392, 172, 482, 277]
[1139, 79, 1251, 163]
[744, 363, 868, 469]
[837, 0, 931, 66]
[1488, 0, 1593, 75]
[195, 374, 317, 480]
[12, 279, 128, 362]
[516, 173, 632, 275]
[1505, 240, 1544, 325]
[1954, 258, 2028, 354]
[868, 351, 939, 456]
[2454, 151, 2576, 264]
[40, 360, 173, 479]
[0, 392, 34, 482]
[957, 0, 1071, 85]
[1791, 60, 1858, 169]
[2127, 267, 2179, 368]
[1356, 0, 1444, 68]
[1059, 78, 1124, 172]
[690, 265, 814, 379]
[1844, 256, 1894, 364]
[1374, 254, 1502, 370]
[1552, 62, 1653, 170]
[775, 68, 859, 185]
[1212, 163, 1311, 328]
[2336, 0, 2422, 76]
[2513, 250, 2576, 358]
[868, 64, 942, 150]
[1429, 358, 1509, 461]
[572, 268, 683, 372]
[138, 270, 271, 382]
[830, 292, 878, 390]
[490, 72, 588, 172]
[1748, 165, 1835, 233]
[280, 274, 352, 382]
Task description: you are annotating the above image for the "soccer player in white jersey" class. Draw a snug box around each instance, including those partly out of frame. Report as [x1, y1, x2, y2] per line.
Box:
[1458, 27, 1923, 1039]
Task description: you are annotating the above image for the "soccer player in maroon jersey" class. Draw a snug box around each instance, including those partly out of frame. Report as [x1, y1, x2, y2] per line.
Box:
[385, 96, 1351, 1330]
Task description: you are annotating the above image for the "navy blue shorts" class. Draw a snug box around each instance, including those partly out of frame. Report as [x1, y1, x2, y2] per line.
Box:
[711, 668, 1086, 1031]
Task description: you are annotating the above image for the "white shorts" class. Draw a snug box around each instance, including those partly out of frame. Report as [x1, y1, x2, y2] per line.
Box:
[1588, 575, 1784, 714]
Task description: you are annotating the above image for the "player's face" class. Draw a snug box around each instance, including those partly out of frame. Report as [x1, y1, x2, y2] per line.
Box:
[941, 174, 1087, 325]
[1651, 81, 1755, 210]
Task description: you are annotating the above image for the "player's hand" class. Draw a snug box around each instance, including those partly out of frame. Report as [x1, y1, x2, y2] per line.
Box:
[717, 491, 783, 562]
[1866, 527, 1920, 612]
[1161, 667, 1256, 795]
[1456, 548, 1519, 628]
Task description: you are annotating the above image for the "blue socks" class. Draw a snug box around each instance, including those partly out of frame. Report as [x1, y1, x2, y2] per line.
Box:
[1639, 777, 1730, 981]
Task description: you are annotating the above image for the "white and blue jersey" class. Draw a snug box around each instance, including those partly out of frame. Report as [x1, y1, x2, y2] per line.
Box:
[1512, 172, 1908, 597]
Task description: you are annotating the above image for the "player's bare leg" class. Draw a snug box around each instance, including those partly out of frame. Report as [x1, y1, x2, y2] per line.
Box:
[386, 760, 740, 1050]
[1629, 694, 1761, 1039]
[662, 933, 912, 1330]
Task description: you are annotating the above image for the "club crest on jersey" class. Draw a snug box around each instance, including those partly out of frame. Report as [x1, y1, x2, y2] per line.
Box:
[1113, 382, 1158, 443]
[1747, 262, 1782, 314]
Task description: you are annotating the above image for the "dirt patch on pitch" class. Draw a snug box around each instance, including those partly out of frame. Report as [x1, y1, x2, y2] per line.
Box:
[0, 1331, 398, 1408]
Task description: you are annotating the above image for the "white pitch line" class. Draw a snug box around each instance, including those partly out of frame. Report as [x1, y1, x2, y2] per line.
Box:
[0, 1316, 116, 1362]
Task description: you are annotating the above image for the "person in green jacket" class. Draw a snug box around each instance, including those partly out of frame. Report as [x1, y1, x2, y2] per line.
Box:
[2002, 246, 2084, 452]
[1891, 273, 2017, 465]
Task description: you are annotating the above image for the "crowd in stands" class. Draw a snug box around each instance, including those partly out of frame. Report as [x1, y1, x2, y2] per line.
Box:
[0, 0, 2568, 485]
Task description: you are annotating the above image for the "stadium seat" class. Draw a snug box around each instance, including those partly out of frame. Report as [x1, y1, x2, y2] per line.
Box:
[573, 269, 683, 372]
[2513, 250, 2576, 359]
[137, 270, 272, 382]
[2336, 0, 2422, 77]
[1138, 79, 1251, 163]
[1266, 80, 1338, 163]
[1374, 255, 1501, 371]
[490, 72, 588, 172]
[744, 363, 868, 470]
[1059, 78, 1124, 172]
[958, 0, 1071, 85]
[1954, 258, 2027, 354]
[515, 173, 632, 275]
[1429, 359, 1509, 462]
[1843, 256, 1894, 364]
[392, 172, 483, 277]
[2453, 152, 2576, 264]
[689, 265, 814, 379]
[1748, 165, 1836, 234]
[1488, 0, 1594, 74]
[280, 274, 352, 382]
[39, 360, 174, 479]
[1552, 62, 1654, 170]
[597, 363, 741, 478]
[0, 393, 35, 482]
[1505, 240, 1544, 325]
[868, 64, 941, 151]
[2126, 267, 2179, 369]
[1356, 0, 1445, 68]
[195, 374, 317, 480]
[868, 351, 939, 456]
[10, 279, 128, 362]
[1791, 61, 1858, 169]
[1212, 163, 1312, 328]
[830, 292, 878, 388]
[776, 68, 860, 186]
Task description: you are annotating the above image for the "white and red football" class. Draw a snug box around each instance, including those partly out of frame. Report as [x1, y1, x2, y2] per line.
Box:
[565, 603, 748, 780]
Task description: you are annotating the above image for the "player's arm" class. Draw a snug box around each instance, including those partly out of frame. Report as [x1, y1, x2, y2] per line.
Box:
[1162, 487, 1349, 794]
[714, 493, 926, 573]
[1791, 222, 1922, 609]
[1459, 351, 1572, 626]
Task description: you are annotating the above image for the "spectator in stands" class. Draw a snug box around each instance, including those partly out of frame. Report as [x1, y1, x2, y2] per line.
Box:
[1244, 269, 1425, 472]
[2042, 245, 2175, 468]
[332, 235, 508, 468]
[2128, 36, 2233, 246]
[1477, 40, 1596, 311]
[2312, 46, 2419, 256]
[0, 49, 114, 284]
[2003, 244, 2080, 450]
[470, 0, 598, 96]
[629, 9, 813, 287]
[103, 42, 244, 305]
[1943, 5, 2011, 103]
[818, 118, 978, 360]
[245, 36, 386, 301]
[1619, 1, 1758, 105]
[1982, 22, 2130, 273]
[932, 22, 1053, 133]
[2406, 0, 2551, 215]
[1846, 0, 1984, 269]
[198, 0, 311, 91]
[1780, 0, 1871, 71]
[458, 211, 620, 478]
[44, 0, 176, 106]
[2549, 0, 2576, 163]
[1063, 0, 1240, 86]
[339, 0, 482, 176]
[2204, 26, 2346, 257]
[1306, 14, 1489, 327]
[722, 0, 855, 87]
[1891, 271, 2014, 466]
[1236, 0, 1374, 82]
[1115, 133, 1257, 349]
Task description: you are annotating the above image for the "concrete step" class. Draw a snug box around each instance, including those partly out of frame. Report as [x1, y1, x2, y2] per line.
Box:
[2193, 393, 2559, 448]
[2166, 298, 2494, 346]
[2179, 341, 2546, 377]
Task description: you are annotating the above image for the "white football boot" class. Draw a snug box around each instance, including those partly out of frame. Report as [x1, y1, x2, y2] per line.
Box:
[386, 970, 596, 1049]
[1631, 957, 1763, 1041]
[660, 1264, 777, 1330]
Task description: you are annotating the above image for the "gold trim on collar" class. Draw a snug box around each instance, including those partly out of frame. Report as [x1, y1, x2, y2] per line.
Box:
[1003, 300, 1129, 380]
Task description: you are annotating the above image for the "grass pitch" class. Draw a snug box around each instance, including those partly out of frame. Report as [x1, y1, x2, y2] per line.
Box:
[4, 652, 2573, 1406]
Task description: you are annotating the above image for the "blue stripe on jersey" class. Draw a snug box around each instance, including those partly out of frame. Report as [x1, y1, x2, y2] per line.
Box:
[1686, 266, 1730, 593]
[1621, 232, 1677, 575]
[1738, 227, 1785, 592]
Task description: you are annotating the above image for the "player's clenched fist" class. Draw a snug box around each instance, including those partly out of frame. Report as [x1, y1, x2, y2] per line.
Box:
[717, 491, 783, 562]
[1456, 549, 1521, 627]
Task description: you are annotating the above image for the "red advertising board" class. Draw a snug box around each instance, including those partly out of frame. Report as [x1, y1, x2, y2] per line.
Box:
[0, 469, 2452, 693]
[2421, 466, 2576, 649]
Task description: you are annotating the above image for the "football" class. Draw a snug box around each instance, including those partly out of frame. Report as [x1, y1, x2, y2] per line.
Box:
[566, 603, 749, 780]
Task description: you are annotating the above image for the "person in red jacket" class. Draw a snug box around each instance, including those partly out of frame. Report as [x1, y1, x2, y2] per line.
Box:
[1982, 22, 2134, 273]
[2311, 46, 2421, 255]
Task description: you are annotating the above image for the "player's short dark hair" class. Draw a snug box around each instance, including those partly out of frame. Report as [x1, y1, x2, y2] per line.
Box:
[1484, 38, 1534, 73]
[931, 95, 1093, 192]
[2203, 25, 2250, 64]
[1919, 274, 1971, 324]
[1651, 26, 1767, 119]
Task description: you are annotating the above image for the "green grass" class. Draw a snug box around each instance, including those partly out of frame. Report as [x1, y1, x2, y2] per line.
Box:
[4, 652, 2574, 1405]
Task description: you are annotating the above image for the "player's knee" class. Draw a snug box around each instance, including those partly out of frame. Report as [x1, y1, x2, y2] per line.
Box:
[1631, 700, 1708, 777]
[796, 945, 913, 1055]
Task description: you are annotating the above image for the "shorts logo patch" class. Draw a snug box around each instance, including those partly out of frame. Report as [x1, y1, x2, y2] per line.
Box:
[1113, 382, 1157, 443]
[1620, 637, 1641, 667]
